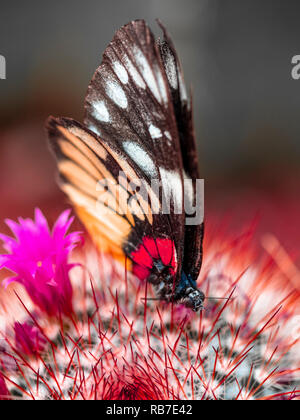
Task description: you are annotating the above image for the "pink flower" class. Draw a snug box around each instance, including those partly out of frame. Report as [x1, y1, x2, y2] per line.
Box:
[0, 209, 81, 317]
[14, 322, 47, 356]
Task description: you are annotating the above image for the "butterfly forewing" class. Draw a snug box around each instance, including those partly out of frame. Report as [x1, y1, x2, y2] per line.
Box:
[84, 20, 187, 280]
[158, 23, 204, 281]
[47, 116, 179, 279]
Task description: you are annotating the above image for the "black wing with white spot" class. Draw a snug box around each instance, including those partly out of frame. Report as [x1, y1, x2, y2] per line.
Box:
[158, 22, 204, 281]
[84, 19, 187, 280]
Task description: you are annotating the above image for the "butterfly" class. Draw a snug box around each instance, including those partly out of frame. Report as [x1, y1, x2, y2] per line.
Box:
[46, 19, 205, 311]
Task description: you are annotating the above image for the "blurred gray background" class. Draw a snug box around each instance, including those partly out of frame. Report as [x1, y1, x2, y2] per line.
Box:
[0, 0, 299, 220]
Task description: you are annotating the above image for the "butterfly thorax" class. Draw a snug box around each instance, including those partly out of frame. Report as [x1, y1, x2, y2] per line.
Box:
[150, 264, 205, 312]
[173, 272, 205, 312]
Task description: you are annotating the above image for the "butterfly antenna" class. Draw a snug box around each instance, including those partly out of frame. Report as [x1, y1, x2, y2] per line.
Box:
[206, 296, 235, 301]
[141, 297, 163, 301]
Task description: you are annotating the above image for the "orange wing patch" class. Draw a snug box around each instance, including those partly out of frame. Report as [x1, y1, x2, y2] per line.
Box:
[47, 117, 154, 266]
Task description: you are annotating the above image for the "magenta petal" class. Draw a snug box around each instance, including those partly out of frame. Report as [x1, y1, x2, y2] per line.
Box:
[0, 258, 19, 273]
[0, 254, 10, 267]
[34, 208, 51, 237]
[0, 233, 17, 252]
[53, 209, 72, 230]
[5, 219, 22, 240]
[52, 210, 73, 243]
[0, 209, 81, 317]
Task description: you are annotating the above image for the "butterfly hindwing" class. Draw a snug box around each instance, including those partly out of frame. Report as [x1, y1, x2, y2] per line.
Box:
[47, 116, 179, 283]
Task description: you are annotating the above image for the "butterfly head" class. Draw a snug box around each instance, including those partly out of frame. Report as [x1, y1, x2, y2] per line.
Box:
[175, 272, 205, 312]
[182, 287, 205, 312]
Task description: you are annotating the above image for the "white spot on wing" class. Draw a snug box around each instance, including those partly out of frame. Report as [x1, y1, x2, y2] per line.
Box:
[164, 49, 178, 90]
[179, 73, 188, 102]
[159, 168, 183, 213]
[149, 124, 162, 139]
[106, 79, 128, 109]
[123, 55, 146, 89]
[88, 124, 101, 136]
[183, 170, 193, 208]
[113, 61, 128, 84]
[164, 131, 171, 140]
[133, 46, 161, 103]
[155, 65, 168, 105]
[123, 141, 157, 178]
[93, 100, 110, 122]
